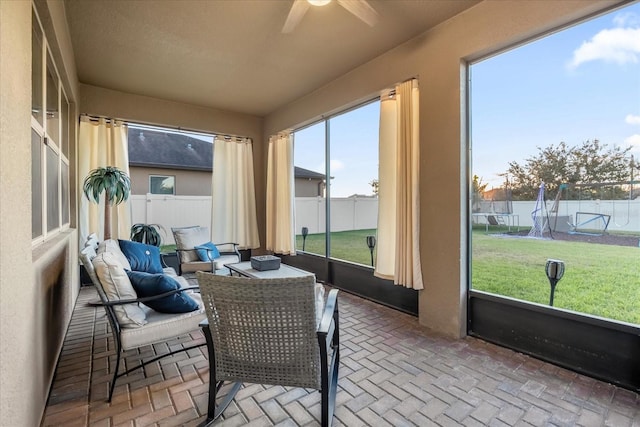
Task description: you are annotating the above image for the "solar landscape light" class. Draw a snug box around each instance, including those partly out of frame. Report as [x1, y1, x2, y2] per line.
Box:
[366, 235, 376, 267]
[545, 259, 565, 306]
[301, 227, 309, 251]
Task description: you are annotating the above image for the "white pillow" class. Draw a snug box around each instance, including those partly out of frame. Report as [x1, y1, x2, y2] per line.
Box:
[92, 252, 146, 328]
[173, 226, 210, 263]
[98, 239, 132, 270]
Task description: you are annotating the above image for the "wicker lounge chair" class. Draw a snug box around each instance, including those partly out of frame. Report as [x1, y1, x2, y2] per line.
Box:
[197, 272, 340, 426]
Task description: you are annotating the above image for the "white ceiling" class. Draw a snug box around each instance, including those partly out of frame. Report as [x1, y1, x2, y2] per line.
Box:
[64, 0, 480, 116]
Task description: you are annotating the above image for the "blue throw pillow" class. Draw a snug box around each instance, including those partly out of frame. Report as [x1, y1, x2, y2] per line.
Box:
[118, 239, 164, 274]
[126, 271, 199, 313]
[194, 242, 221, 261]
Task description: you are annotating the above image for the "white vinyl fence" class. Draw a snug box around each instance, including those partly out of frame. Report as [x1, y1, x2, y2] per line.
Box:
[131, 195, 639, 245]
[130, 195, 212, 245]
[294, 196, 378, 234]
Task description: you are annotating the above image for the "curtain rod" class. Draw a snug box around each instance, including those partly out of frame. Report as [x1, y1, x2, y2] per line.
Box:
[80, 113, 250, 141]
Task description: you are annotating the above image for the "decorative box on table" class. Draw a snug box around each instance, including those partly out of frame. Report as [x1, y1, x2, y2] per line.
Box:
[250, 255, 281, 271]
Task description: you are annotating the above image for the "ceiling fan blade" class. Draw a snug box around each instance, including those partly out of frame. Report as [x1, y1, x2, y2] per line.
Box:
[337, 0, 379, 27]
[282, 0, 311, 33]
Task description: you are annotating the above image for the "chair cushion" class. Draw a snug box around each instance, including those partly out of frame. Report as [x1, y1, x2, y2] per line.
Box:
[97, 239, 132, 270]
[173, 226, 210, 263]
[119, 293, 205, 350]
[126, 271, 199, 313]
[118, 239, 163, 274]
[195, 242, 221, 261]
[92, 252, 147, 328]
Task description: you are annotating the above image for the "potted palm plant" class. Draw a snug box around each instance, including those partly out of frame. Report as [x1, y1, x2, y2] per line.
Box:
[130, 223, 164, 247]
[83, 166, 131, 240]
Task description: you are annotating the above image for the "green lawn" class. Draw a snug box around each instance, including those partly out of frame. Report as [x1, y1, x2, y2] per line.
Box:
[165, 228, 640, 324]
[472, 230, 640, 324]
[296, 229, 377, 266]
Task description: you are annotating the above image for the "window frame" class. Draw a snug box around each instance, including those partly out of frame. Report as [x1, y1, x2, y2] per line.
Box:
[292, 97, 381, 266]
[148, 174, 176, 195]
[31, 5, 70, 246]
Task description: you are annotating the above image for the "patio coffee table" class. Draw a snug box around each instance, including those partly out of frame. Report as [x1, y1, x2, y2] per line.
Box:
[226, 261, 314, 279]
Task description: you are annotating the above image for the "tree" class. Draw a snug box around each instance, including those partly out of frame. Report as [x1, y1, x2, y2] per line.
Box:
[83, 166, 131, 239]
[505, 140, 632, 200]
[472, 175, 489, 197]
[471, 175, 489, 212]
[369, 179, 379, 196]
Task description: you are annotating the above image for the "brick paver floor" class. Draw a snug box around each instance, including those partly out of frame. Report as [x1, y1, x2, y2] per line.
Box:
[42, 285, 639, 426]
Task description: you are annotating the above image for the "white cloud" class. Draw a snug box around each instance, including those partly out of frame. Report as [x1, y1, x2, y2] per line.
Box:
[330, 159, 345, 171]
[315, 159, 346, 172]
[567, 27, 640, 69]
[614, 12, 640, 27]
[624, 134, 640, 151]
[625, 114, 640, 125]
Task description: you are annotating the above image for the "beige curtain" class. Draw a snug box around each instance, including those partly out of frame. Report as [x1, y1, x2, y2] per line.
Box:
[78, 116, 131, 244]
[266, 132, 295, 254]
[211, 136, 260, 249]
[375, 79, 423, 290]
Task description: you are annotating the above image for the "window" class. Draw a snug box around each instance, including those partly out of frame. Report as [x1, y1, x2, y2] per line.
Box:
[470, 3, 640, 324]
[149, 175, 176, 195]
[31, 7, 70, 242]
[294, 100, 380, 266]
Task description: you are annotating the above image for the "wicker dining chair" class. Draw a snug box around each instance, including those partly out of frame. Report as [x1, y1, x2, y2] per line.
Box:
[196, 272, 340, 427]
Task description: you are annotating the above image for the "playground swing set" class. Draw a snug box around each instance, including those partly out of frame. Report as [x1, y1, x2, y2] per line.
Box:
[530, 178, 637, 239]
[527, 155, 637, 238]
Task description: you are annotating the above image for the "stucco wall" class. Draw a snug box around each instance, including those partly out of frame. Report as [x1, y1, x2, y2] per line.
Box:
[0, 1, 76, 425]
[0, 3, 37, 425]
[263, 0, 623, 337]
[295, 178, 323, 197]
[0, 2, 81, 425]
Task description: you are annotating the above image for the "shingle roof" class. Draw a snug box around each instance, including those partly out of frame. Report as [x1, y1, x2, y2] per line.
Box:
[294, 166, 325, 179]
[128, 128, 212, 171]
[129, 130, 329, 179]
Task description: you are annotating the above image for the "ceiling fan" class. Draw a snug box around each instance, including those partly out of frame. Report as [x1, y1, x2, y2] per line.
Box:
[282, 0, 379, 33]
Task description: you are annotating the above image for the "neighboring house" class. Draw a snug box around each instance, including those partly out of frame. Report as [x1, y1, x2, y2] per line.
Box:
[128, 128, 213, 196]
[130, 131, 325, 198]
[294, 166, 325, 197]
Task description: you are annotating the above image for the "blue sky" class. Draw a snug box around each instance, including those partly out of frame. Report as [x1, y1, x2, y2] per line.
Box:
[294, 3, 640, 197]
[471, 2, 640, 189]
[294, 100, 380, 197]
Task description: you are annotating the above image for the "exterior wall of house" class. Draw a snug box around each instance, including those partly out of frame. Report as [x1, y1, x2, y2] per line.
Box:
[130, 166, 212, 196]
[263, 0, 622, 338]
[1, 1, 81, 425]
[295, 178, 323, 197]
